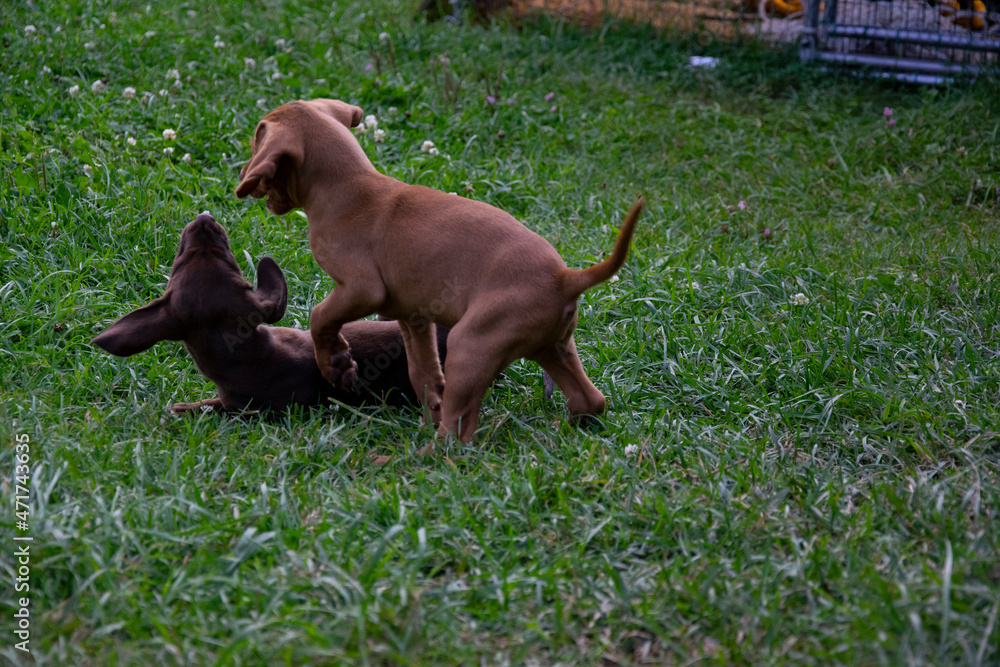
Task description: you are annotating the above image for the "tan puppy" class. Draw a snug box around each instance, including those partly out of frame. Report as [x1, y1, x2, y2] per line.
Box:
[236, 99, 642, 443]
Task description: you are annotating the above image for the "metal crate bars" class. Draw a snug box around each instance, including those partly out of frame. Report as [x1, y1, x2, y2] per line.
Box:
[800, 0, 1000, 83]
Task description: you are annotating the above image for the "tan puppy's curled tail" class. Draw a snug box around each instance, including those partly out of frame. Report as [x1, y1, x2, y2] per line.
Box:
[560, 197, 644, 298]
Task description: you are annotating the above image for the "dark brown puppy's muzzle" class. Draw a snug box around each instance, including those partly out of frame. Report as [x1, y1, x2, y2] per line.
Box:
[181, 213, 229, 249]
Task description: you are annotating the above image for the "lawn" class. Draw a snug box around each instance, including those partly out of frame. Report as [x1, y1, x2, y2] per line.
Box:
[2, 0, 999, 664]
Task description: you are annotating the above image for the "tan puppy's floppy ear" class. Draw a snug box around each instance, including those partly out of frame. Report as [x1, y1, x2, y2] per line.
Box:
[347, 104, 363, 128]
[91, 295, 183, 357]
[235, 121, 301, 200]
[252, 257, 288, 324]
[311, 99, 364, 128]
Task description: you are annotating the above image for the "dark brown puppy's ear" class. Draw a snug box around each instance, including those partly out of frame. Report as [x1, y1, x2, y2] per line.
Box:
[91, 296, 182, 357]
[252, 257, 288, 324]
[234, 122, 301, 199]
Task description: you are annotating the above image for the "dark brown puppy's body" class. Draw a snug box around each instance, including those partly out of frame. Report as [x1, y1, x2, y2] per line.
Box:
[236, 99, 642, 443]
[92, 213, 446, 414]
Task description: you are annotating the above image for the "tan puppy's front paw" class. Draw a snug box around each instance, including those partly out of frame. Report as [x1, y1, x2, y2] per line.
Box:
[420, 380, 445, 426]
[324, 348, 359, 391]
[430, 381, 445, 425]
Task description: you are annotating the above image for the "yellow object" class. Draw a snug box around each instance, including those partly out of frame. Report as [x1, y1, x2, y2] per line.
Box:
[764, 0, 803, 16]
[939, 0, 986, 30]
[738, 0, 803, 17]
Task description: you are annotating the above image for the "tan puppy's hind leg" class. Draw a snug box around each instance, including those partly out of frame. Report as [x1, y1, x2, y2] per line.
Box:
[529, 336, 607, 421]
[436, 332, 509, 445]
[397, 319, 446, 426]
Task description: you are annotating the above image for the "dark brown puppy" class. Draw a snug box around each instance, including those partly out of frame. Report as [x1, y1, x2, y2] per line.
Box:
[92, 213, 447, 414]
[235, 99, 642, 443]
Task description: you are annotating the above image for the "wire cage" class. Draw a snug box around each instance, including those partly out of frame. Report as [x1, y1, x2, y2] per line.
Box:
[500, 0, 999, 82]
[800, 0, 1000, 83]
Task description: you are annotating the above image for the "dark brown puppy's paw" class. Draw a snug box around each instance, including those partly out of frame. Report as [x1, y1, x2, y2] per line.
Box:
[171, 399, 222, 415]
[325, 349, 359, 391]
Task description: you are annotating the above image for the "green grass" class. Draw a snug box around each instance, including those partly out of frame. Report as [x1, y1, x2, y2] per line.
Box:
[2, 0, 999, 664]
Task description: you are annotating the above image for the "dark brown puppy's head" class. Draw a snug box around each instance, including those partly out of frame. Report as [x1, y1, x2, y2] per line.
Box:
[234, 99, 365, 214]
[92, 213, 287, 357]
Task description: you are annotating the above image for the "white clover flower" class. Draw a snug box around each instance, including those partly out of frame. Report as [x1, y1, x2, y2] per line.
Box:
[68, 84, 80, 97]
[91, 79, 106, 94]
[420, 140, 435, 153]
[256, 98, 268, 110]
[388, 106, 398, 116]
[274, 38, 287, 50]
[158, 88, 168, 97]
[182, 153, 192, 164]
[166, 68, 180, 81]
[55, 26, 62, 34]
[127, 136, 136, 146]
[364, 114, 378, 130]
[244, 57, 256, 69]
[270, 71, 282, 80]
[162, 128, 176, 140]
[42, 66, 52, 75]
[429, 147, 439, 157]
[355, 124, 368, 135]
[83, 164, 93, 176]
[790, 293, 810, 306]
[379, 32, 390, 42]
[373, 128, 386, 143]
[25, 25, 37, 37]
[690, 281, 700, 290]
[145, 30, 155, 38]
[163, 147, 174, 155]
[213, 35, 225, 48]
[84, 42, 95, 50]
[186, 9, 197, 17]
[122, 86, 136, 99]
[609, 274, 620, 283]
[51, 221, 58, 230]
[624, 444, 639, 457]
